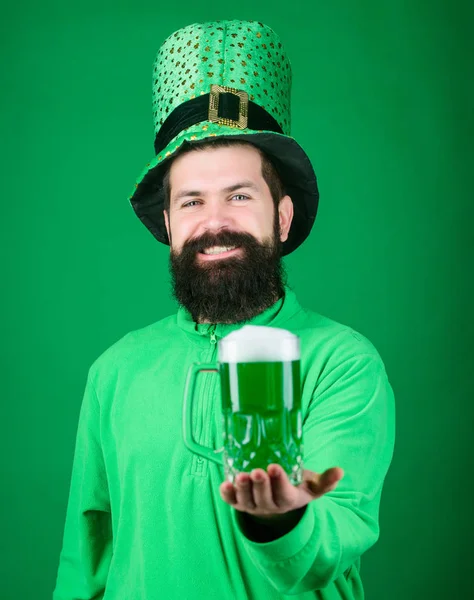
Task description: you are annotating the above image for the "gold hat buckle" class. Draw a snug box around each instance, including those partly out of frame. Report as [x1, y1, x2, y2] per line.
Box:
[208, 84, 249, 129]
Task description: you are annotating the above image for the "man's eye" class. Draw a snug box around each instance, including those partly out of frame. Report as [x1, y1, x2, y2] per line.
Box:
[182, 200, 201, 208]
[232, 194, 249, 201]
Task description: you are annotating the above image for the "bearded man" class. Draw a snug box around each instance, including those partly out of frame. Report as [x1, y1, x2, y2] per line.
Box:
[53, 19, 395, 600]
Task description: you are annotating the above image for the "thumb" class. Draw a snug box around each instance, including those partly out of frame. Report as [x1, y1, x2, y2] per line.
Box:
[304, 467, 344, 496]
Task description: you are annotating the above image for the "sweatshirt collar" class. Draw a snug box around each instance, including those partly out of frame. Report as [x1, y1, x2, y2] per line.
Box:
[176, 286, 303, 342]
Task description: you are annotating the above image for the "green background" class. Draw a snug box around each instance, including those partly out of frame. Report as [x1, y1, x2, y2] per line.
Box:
[1, 1, 472, 598]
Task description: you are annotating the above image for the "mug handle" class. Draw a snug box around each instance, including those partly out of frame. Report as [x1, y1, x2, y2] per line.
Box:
[182, 363, 224, 465]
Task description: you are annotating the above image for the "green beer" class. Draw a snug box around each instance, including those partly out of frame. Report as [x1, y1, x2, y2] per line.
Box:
[220, 360, 303, 484]
[183, 325, 303, 485]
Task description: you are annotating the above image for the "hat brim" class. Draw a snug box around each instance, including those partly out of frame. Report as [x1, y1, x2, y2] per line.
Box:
[129, 123, 319, 256]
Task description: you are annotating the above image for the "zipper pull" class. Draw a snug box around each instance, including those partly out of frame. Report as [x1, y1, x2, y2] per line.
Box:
[209, 325, 217, 345]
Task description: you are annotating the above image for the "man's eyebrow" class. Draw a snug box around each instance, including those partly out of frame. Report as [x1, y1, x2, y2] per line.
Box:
[172, 181, 259, 204]
[222, 181, 259, 194]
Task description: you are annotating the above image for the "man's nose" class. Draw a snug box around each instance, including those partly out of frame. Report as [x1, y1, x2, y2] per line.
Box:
[200, 201, 234, 233]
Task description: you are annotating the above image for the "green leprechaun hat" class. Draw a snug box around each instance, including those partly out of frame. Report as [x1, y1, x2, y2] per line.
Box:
[129, 19, 319, 255]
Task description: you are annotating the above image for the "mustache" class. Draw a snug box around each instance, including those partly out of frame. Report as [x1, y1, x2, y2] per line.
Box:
[177, 230, 264, 255]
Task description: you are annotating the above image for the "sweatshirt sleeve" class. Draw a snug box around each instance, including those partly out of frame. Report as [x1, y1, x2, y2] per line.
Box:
[53, 370, 113, 600]
[232, 349, 396, 595]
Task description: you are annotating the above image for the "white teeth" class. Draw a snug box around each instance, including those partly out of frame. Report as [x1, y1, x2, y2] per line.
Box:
[202, 246, 237, 255]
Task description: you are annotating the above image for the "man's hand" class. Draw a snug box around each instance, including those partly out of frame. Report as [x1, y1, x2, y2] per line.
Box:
[219, 464, 344, 519]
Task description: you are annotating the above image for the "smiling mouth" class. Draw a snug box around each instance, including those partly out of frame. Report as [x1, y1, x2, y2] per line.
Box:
[201, 245, 238, 255]
[197, 245, 242, 260]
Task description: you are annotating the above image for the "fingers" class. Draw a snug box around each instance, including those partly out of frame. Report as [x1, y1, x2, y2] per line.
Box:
[250, 469, 278, 511]
[220, 480, 237, 505]
[219, 466, 294, 514]
[267, 464, 296, 510]
[219, 473, 260, 511]
[235, 473, 256, 510]
[220, 465, 344, 514]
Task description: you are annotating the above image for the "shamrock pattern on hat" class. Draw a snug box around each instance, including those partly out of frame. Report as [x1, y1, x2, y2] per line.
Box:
[152, 20, 292, 137]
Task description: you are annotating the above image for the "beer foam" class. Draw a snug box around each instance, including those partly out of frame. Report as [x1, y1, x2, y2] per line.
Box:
[219, 325, 300, 362]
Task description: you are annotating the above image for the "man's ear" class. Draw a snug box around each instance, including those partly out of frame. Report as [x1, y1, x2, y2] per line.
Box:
[278, 195, 294, 243]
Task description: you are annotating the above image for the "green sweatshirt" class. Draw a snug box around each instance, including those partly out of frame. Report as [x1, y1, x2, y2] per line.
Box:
[53, 288, 395, 600]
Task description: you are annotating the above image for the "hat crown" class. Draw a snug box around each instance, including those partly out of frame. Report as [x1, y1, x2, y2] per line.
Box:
[152, 20, 292, 137]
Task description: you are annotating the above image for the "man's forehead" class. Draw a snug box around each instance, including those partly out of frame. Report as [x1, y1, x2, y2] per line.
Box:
[168, 144, 266, 199]
[171, 143, 260, 172]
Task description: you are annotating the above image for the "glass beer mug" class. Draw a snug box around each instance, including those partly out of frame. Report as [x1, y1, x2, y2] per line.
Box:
[183, 325, 303, 484]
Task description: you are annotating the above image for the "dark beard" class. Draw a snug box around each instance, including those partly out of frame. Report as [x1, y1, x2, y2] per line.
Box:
[169, 225, 286, 324]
